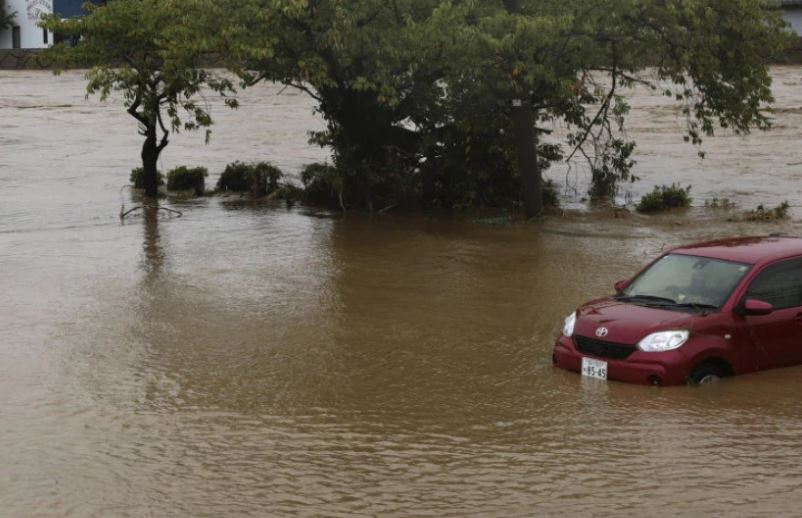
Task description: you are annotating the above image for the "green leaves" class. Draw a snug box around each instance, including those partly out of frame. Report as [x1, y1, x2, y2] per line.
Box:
[0, 0, 14, 31]
[41, 0, 240, 149]
[40, 0, 793, 209]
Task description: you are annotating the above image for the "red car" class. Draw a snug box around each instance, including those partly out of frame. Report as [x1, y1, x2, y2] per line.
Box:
[553, 236, 802, 386]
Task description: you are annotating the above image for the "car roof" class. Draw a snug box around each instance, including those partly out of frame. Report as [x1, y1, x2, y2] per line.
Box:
[669, 236, 802, 265]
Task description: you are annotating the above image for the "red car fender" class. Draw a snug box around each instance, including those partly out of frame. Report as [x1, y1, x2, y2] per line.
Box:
[681, 334, 738, 375]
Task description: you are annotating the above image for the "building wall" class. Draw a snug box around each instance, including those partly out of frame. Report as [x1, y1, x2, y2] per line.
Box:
[785, 7, 802, 35]
[0, 0, 54, 49]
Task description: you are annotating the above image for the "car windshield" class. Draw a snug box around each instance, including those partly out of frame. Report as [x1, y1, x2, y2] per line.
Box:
[620, 253, 751, 309]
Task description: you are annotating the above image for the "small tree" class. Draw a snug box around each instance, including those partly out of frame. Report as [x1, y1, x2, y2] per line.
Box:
[41, 0, 238, 198]
[0, 0, 15, 31]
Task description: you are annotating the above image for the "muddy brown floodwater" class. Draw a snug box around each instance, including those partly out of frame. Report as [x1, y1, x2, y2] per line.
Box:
[2, 68, 802, 517]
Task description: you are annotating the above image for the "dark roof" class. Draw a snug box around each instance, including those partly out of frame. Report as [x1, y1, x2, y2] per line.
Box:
[670, 236, 802, 265]
[53, 0, 104, 18]
[782, 0, 802, 7]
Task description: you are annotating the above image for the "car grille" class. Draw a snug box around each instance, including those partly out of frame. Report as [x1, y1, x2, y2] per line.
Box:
[573, 335, 636, 360]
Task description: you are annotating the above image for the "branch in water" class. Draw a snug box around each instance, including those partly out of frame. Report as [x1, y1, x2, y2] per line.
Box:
[120, 204, 183, 219]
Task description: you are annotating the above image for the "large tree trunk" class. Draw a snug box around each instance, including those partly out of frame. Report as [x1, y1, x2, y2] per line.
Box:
[141, 125, 160, 199]
[511, 102, 541, 218]
[503, 0, 542, 219]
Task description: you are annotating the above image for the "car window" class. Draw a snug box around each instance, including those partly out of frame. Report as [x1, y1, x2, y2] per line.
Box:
[745, 258, 802, 310]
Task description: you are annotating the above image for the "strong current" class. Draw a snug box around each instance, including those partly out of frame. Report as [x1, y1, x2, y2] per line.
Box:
[2, 68, 802, 516]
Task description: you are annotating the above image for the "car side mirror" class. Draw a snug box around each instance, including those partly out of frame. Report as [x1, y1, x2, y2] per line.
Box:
[741, 298, 774, 316]
[614, 279, 628, 293]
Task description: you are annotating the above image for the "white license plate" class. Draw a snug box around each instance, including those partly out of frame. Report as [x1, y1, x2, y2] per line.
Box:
[581, 357, 608, 380]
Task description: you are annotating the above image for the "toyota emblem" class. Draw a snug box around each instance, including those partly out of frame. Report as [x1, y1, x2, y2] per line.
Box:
[595, 327, 609, 338]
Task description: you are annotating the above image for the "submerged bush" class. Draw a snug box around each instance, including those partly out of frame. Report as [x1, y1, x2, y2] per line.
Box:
[636, 184, 692, 213]
[301, 163, 344, 210]
[130, 167, 164, 189]
[542, 178, 560, 209]
[216, 161, 283, 196]
[588, 140, 638, 200]
[274, 183, 305, 207]
[166, 166, 207, 195]
[705, 197, 735, 210]
[741, 201, 790, 222]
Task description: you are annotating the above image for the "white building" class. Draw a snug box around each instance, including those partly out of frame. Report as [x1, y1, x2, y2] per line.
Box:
[0, 0, 54, 49]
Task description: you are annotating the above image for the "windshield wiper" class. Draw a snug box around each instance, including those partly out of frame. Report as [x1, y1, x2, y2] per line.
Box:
[617, 294, 718, 312]
[615, 294, 677, 305]
[669, 302, 718, 311]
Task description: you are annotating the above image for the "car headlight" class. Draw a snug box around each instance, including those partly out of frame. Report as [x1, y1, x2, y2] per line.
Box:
[637, 330, 689, 352]
[563, 312, 576, 337]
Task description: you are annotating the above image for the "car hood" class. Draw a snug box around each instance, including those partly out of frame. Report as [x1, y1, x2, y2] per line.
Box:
[574, 297, 696, 345]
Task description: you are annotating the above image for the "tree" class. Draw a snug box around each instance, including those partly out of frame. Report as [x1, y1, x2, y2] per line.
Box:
[225, 0, 789, 213]
[0, 0, 15, 31]
[502, 0, 541, 218]
[435, 0, 792, 204]
[41, 0, 238, 198]
[220, 0, 447, 211]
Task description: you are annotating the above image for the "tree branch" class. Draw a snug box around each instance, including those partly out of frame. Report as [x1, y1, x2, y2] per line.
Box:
[120, 204, 183, 219]
[156, 108, 170, 152]
[284, 81, 323, 102]
[127, 92, 150, 127]
[566, 54, 619, 163]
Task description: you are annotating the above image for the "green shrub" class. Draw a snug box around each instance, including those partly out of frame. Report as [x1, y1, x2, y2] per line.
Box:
[274, 183, 305, 207]
[130, 167, 164, 189]
[474, 214, 513, 226]
[166, 166, 208, 195]
[216, 161, 283, 196]
[216, 162, 250, 192]
[705, 197, 735, 210]
[301, 163, 344, 209]
[589, 139, 637, 200]
[742, 201, 790, 222]
[636, 184, 692, 213]
[542, 178, 560, 208]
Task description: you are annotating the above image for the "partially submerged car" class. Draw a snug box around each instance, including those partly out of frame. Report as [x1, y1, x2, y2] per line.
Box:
[553, 236, 802, 386]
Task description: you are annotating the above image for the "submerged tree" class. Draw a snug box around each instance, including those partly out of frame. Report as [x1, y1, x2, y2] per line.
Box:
[39, 0, 792, 211]
[41, 0, 238, 198]
[429, 0, 792, 208]
[219, 0, 447, 211]
[224, 0, 789, 213]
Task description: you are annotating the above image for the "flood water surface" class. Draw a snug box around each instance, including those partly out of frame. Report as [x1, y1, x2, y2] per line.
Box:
[2, 70, 802, 516]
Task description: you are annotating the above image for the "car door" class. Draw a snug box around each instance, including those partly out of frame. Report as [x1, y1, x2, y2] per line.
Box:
[740, 257, 802, 369]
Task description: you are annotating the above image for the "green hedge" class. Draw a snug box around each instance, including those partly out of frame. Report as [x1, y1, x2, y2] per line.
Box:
[637, 184, 692, 213]
[542, 178, 559, 208]
[216, 161, 283, 196]
[743, 201, 790, 222]
[166, 166, 208, 195]
[301, 163, 343, 209]
[130, 167, 164, 189]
